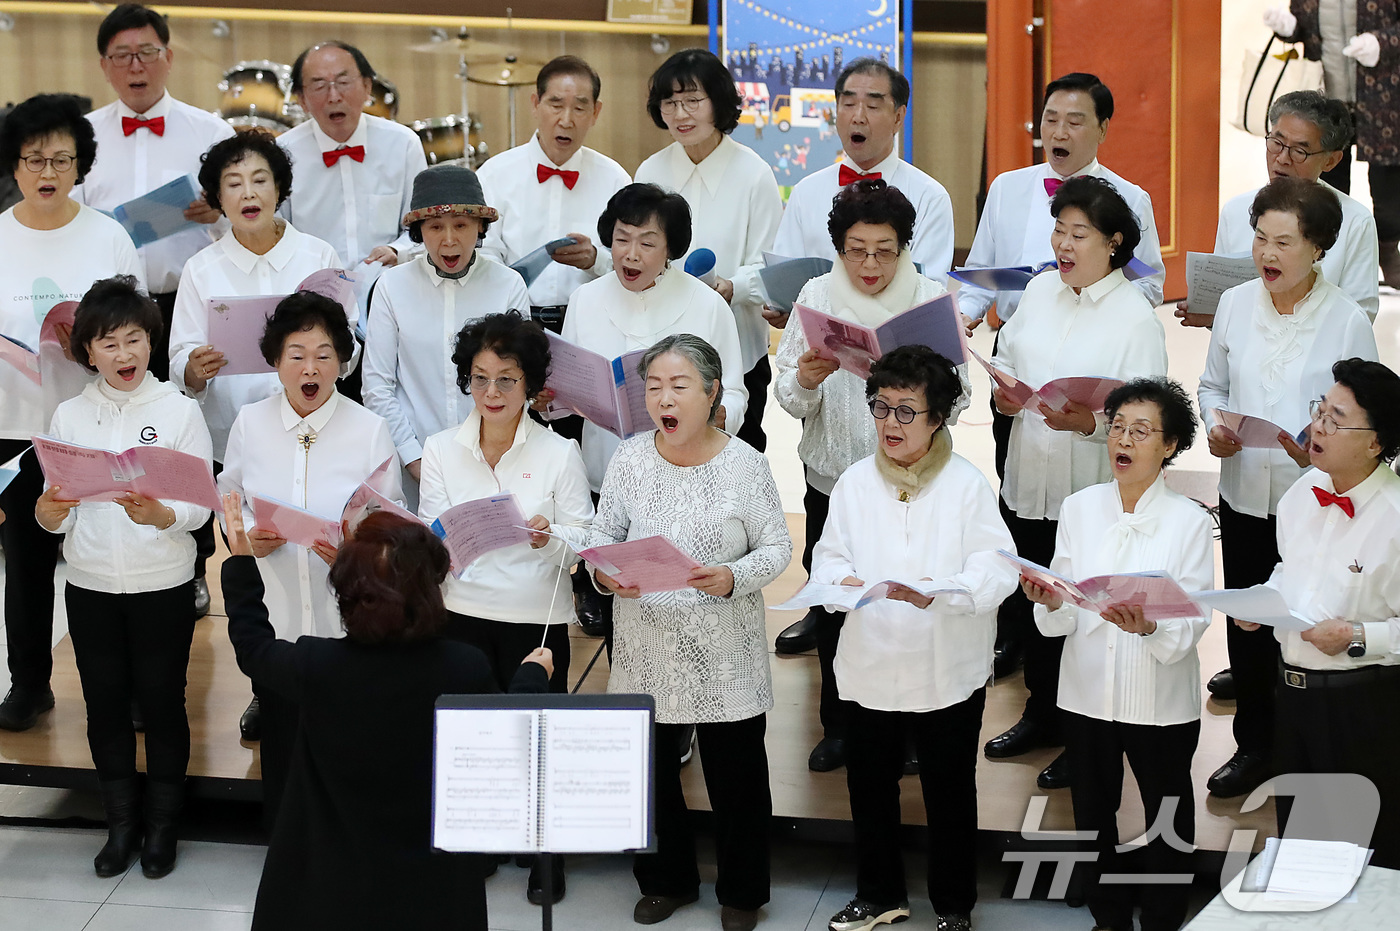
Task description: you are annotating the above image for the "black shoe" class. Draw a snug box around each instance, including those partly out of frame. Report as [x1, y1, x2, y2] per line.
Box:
[828, 897, 910, 930]
[992, 639, 1024, 679]
[239, 697, 261, 742]
[132, 699, 145, 733]
[721, 906, 760, 931]
[775, 610, 819, 654]
[936, 916, 972, 931]
[808, 736, 847, 772]
[575, 586, 609, 638]
[902, 741, 919, 776]
[983, 717, 1060, 759]
[94, 777, 143, 877]
[1036, 751, 1072, 790]
[140, 781, 183, 878]
[1207, 668, 1236, 701]
[1207, 750, 1270, 798]
[0, 686, 55, 732]
[193, 577, 211, 620]
[634, 892, 700, 924]
[526, 854, 565, 905]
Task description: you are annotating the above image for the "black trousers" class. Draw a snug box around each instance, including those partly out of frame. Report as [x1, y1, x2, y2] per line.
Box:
[65, 582, 196, 784]
[443, 611, 571, 694]
[801, 481, 853, 739]
[997, 499, 1062, 731]
[191, 459, 222, 580]
[846, 690, 986, 915]
[1063, 711, 1199, 931]
[1275, 666, 1400, 870]
[1320, 145, 1400, 241]
[149, 291, 176, 383]
[635, 714, 771, 910]
[735, 355, 772, 454]
[0, 440, 63, 692]
[1218, 499, 1280, 757]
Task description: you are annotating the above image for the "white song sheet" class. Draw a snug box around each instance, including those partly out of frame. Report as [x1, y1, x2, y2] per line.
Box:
[433, 710, 538, 851]
[538, 708, 651, 853]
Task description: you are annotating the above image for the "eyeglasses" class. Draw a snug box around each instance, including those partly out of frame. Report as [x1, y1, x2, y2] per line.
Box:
[1309, 399, 1375, 436]
[1106, 422, 1164, 442]
[20, 154, 75, 173]
[840, 247, 900, 266]
[104, 46, 166, 68]
[305, 77, 360, 97]
[1265, 135, 1329, 164]
[659, 95, 708, 115]
[469, 374, 521, 394]
[868, 399, 927, 424]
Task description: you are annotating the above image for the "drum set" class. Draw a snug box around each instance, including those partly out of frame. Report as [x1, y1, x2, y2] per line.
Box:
[214, 32, 543, 171]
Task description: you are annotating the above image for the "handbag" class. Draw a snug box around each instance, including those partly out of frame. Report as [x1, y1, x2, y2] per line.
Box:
[1231, 34, 1325, 136]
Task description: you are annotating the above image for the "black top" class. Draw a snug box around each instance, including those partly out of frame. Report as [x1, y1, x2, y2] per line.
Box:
[222, 555, 549, 931]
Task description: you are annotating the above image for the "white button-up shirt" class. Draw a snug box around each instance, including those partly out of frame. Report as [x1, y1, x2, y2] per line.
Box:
[1215, 180, 1379, 322]
[812, 452, 1019, 712]
[1198, 274, 1377, 518]
[993, 268, 1168, 520]
[362, 253, 530, 465]
[958, 160, 1167, 321]
[635, 135, 783, 368]
[74, 91, 235, 293]
[476, 133, 632, 307]
[219, 390, 401, 640]
[1035, 476, 1215, 725]
[276, 115, 426, 265]
[772, 150, 955, 283]
[169, 223, 348, 460]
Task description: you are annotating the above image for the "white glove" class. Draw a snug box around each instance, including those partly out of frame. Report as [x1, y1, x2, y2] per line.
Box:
[1343, 33, 1381, 68]
[1263, 4, 1297, 36]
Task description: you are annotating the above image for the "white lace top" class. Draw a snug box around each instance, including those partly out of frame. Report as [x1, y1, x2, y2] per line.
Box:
[588, 433, 793, 724]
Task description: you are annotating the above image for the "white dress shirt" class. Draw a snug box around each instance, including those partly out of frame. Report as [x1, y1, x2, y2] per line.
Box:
[418, 410, 594, 624]
[1034, 476, 1215, 725]
[1269, 465, 1400, 668]
[772, 150, 955, 283]
[74, 91, 235, 292]
[559, 267, 748, 491]
[958, 160, 1167, 321]
[812, 451, 1019, 712]
[0, 205, 144, 441]
[477, 133, 632, 307]
[362, 254, 530, 465]
[1215, 180, 1380, 322]
[219, 390, 402, 641]
[276, 115, 427, 265]
[635, 135, 784, 368]
[1198, 274, 1378, 518]
[993, 268, 1169, 521]
[169, 224, 348, 460]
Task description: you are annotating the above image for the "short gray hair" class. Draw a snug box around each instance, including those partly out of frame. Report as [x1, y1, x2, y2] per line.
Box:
[1268, 90, 1353, 152]
[638, 334, 724, 423]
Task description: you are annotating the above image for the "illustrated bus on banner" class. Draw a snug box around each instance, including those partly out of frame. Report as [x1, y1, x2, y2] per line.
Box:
[738, 82, 835, 136]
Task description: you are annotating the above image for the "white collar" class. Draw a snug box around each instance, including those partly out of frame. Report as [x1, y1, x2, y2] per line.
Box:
[839, 147, 901, 178]
[1047, 157, 1102, 182]
[310, 115, 368, 155]
[116, 90, 172, 121]
[420, 252, 482, 289]
[219, 223, 298, 274]
[278, 388, 340, 433]
[665, 135, 736, 196]
[527, 132, 586, 172]
[1050, 266, 1128, 303]
[454, 407, 535, 460]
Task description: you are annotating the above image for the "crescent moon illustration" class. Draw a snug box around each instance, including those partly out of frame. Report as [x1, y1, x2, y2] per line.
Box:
[867, 0, 888, 16]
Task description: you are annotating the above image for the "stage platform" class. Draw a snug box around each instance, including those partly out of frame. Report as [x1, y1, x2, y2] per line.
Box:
[0, 513, 1272, 853]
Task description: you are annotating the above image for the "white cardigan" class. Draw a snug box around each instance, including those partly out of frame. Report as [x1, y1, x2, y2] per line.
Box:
[47, 374, 213, 594]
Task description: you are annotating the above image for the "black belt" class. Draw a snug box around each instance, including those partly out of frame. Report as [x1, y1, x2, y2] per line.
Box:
[1280, 661, 1400, 690]
[529, 305, 568, 333]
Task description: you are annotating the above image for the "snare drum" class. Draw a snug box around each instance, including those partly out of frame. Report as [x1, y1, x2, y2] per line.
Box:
[364, 75, 400, 121]
[412, 114, 489, 167]
[219, 61, 293, 126]
[223, 115, 287, 137]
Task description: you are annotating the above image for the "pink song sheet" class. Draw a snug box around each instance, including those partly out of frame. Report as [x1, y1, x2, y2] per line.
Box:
[577, 535, 702, 594]
[32, 436, 220, 510]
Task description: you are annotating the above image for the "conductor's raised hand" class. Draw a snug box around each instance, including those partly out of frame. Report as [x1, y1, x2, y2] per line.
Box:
[222, 491, 253, 557]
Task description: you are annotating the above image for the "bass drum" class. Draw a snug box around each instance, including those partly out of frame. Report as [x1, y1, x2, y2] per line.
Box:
[364, 74, 400, 121]
[412, 114, 489, 168]
[218, 60, 293, 127]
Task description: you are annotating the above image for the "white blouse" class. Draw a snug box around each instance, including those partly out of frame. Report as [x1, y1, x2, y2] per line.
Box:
[1034, 476, 1215, 725]
[1198, 274, 1377, 519]
[417, 410, 594, 625]
[635, 135, 784, 368]
[1268, 465, 1400, 670]
[559, 267, 747, 491]
[993, 268, 1168, 521]
[362, 254, 530, 466]
[219, 390, 402, 641]
[811, 451, 1018, 712]
[588, 433, 792, 724]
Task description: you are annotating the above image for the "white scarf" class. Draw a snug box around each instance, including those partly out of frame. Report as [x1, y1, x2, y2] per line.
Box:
[825, 248, 922, 328]
[1255, 267, 1324, 408]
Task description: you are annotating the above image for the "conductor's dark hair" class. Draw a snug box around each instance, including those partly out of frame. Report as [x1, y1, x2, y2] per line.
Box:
[96, 4, 170, 55]
[452, 312, 552, 399]
[1044, 72, 1114, 123]
[828, 178, 916, 252]
[332, 512, 450, 644]
[0, 94, 98, 183]
[198, 130, 294, 213]
[291, 41, 375, 96]
[597, 183, 692, 259]
[646, 49, 742, 133]
[71, 276, 163, 373]
[259, 291, 355, 365]
[1104, 377, 1198, 467]
[1249, 175, 1344, 254]
[1331, 357, 1400, 462]
[1050, 176, 1142, 270]
[536, 55, 602, 102]
[835, 58, 910, 109]
[865, 345, 962, 428]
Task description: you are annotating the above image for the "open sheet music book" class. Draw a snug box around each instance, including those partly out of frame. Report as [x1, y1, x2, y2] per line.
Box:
[794, 292, 968, 380]
[432, 694, 655, 854]
[972, 350, 1124, 414]
[996, 550, 1202, 622]
[541, 331, 651, 439]
[112, 174, 202, 248]
[32, 435, 220, 510]
[1185, 252, 1258, 317]
[206, 268, 358, 376]
[246, 457, 409, 549]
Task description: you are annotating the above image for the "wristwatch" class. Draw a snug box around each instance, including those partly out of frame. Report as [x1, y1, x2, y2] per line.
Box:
[1347, 623, 1367, 658]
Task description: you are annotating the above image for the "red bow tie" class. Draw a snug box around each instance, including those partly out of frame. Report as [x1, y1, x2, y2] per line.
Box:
[537, 164, 580, 190]
[121, 116, 164, 137]
[323, 145, 365, 167]
[838, 164, 881, 187]
[1312, 485, 1355, 518]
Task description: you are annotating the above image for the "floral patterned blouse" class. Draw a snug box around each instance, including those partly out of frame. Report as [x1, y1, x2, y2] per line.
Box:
[588, 432, 793, 724]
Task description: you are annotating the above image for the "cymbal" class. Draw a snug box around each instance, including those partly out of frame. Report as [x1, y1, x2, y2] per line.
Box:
[408, 35, 516, 59]
[465, 54, 545, 87]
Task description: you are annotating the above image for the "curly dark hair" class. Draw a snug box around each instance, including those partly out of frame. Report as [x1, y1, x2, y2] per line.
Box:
[827, 178, 916, 253]
[1104, 377, 1197, 467]
[70, 276, 163, 373]
[1331, 357, 1400, 462]
[1249, 175, 1344, 255]
[0, 94, 98, 184]
[331, 511, 450, 644]
[865, 345, 962, 427]
[646, 49, 742, 134]
[198, 130, 294, 214]
[597, 183, 692, 259]
[258, 291, 355, 366]
[1050, 176, 1142, 271]
[451, 312, 552, 399]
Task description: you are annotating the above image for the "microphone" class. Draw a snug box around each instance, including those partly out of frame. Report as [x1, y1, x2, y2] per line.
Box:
[684, 248, 718, 287]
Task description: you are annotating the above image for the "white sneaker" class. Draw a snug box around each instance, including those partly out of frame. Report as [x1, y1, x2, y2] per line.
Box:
[828, 898, 910, 931]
